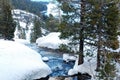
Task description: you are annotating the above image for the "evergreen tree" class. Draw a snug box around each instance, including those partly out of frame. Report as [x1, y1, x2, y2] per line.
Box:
[0, 0, 15, 40]
[57, 0, 87, 65]
[58, 0, 119, 79]
[86, 0, 119, 70]
[30, 17, 42, 43]
[45, 14, 59, 32]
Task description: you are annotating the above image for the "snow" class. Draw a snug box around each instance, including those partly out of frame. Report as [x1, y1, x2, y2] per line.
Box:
[46, 1, 63, 18]
[42, 57, 49, 62]
[19, 22, 26, 28]
[63, 54, 77, 62]
[13, 9, 48, 42]
[14, 39, 30, 45]
[47, 2, 58, 16]
[13, 9, 34, 41]
[68, 68, 78, 76]
[67, 45, 97, 79]
[0, 40, 51, 80]
[68, 58, 96, 79]
[12, 9, 36, 18]
[36, 32, 68, 49]
[115, 63, 120, 80]
[41, 28, 49, 36]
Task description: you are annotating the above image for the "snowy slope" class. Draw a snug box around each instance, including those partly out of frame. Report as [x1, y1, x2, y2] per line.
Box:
[12, 9, 48, 41]
[36, 32, 68, 49]
[0, 40, 51, 80]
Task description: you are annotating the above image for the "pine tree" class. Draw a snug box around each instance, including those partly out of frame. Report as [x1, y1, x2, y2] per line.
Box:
[0, 0, 15, 40]
[57, 0, 119, 79]
[30, 17, 42, 43]
[45, 14, 59, 32]
[86, 0, 119, 70]
[57, 0, 86, 65]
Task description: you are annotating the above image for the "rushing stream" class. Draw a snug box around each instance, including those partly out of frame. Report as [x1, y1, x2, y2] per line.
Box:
[26, 43, 91, 80]
[26, 43, 75, 76]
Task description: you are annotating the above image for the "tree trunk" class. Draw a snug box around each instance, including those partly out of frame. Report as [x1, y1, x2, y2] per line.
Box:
[96, 25, 101, 71]
[96, 39, 101, 71]
[78, 28, 84, 65]
[78, 0, 85, 65]
[96, 1, 103, 71]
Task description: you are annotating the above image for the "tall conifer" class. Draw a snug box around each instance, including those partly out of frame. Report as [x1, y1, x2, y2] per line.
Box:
[57, 0, 85, 65]
[0, 0, 15, 40]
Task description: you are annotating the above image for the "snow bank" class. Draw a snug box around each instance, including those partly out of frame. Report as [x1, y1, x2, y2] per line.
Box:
[68, 58, 96, 79]
[63, 54, 77, 62]
[36, 32, 68, 49]
[0, 40, 51, 80]
[14, 39, 30, 45]
[68, 46, 97, 79]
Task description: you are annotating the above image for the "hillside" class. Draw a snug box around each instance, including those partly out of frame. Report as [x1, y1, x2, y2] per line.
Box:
[12, 9, 48, 42]
[11, 0, 48, 15]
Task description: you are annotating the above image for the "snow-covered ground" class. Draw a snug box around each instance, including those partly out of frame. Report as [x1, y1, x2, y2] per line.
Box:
[0, 39, 51, 80]
[36, 32, 68, 49]
[63, 54, 78, 62]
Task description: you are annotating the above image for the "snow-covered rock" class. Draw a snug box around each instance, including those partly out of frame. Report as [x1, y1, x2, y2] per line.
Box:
[68, 68, 78, 76]
[68, 57, 96, 79]
[36, 32, 68, 49]
[42, 57, 49, 62]
[0, 40, 51, 80]
[63, 54, 77, 62]
[63, 54, 70, 62]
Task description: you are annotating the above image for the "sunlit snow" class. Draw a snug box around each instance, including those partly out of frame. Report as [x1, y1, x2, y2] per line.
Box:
[36, 32, 68, 49]
[46, 1, 62, 17]
[0, 40, 51, 80]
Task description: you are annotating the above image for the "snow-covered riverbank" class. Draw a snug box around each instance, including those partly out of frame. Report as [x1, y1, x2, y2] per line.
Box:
[0, 39, 51, 80]
[35, 32, 120, 80]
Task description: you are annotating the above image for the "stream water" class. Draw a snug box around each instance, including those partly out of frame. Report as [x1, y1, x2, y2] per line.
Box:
[26, 43, 75, 76]
[26, 43, 91, 80]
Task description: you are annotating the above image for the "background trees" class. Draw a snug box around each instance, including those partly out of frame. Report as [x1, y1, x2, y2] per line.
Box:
[0, 0, 15, 40]
[11, 0, 47, 15]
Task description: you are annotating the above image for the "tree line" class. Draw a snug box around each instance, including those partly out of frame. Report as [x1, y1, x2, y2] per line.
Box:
[11, 0, 48, 15]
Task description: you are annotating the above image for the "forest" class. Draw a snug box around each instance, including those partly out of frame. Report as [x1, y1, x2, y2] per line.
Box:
[0, 0, 120, 80]
[12, 0, 48, 15]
